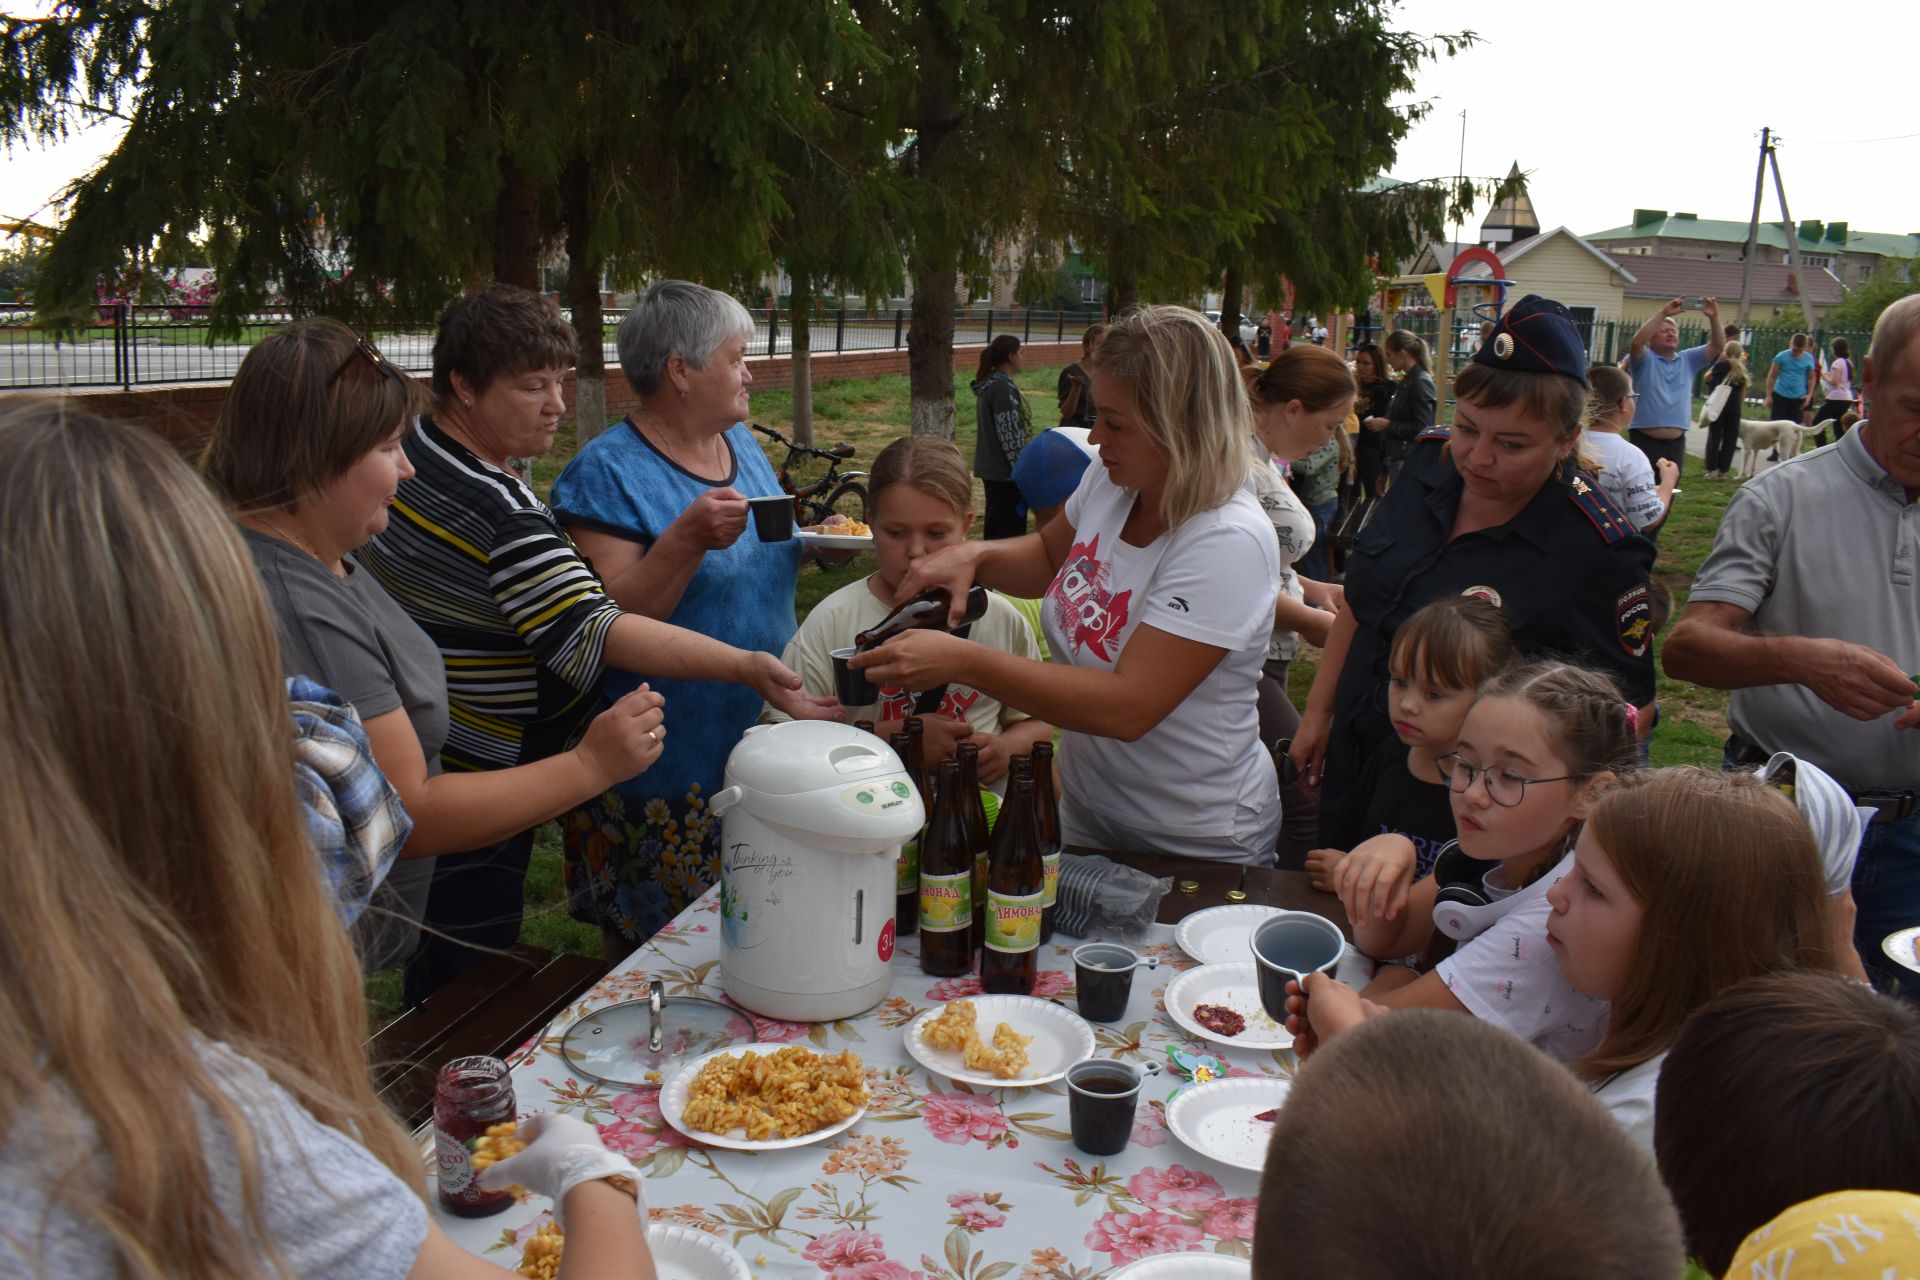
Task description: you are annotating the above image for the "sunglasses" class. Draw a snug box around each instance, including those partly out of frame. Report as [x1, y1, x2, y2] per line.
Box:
[1271, 738, 1301, 787]
[328, 334, 399, 387]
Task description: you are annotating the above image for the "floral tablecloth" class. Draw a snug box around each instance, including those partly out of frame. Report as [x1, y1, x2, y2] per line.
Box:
[431, 888, 1298, 1278]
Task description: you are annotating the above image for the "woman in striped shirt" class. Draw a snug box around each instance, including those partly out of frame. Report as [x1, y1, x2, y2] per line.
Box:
[359, 285, 833, 999]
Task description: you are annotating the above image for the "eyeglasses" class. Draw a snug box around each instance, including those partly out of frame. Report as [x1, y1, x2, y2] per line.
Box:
[1434, 753, 1583, 808]
[328, 334, 399, 387]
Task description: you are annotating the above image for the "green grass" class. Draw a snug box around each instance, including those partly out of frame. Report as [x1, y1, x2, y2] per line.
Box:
[368, 364, 1756, 1022]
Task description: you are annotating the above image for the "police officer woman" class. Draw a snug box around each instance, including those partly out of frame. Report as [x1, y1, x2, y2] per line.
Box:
[1290, 296, 1658, 844]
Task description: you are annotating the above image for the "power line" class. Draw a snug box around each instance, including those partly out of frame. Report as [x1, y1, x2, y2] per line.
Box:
[1776, 130, 1920, 146]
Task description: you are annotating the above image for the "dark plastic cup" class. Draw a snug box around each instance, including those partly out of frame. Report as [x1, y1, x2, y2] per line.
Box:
[1251, 913, 1345, 1024]
[1066, 1058, 1159, 1156]
[831, 647, 880, 706]
[750, 495, 795, 541]
[1073, 942, 1151, 1023]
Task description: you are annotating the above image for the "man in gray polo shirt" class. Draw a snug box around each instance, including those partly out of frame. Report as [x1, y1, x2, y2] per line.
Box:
[1665, 293, 1920, 997]
[1627, 296, 1724, 487]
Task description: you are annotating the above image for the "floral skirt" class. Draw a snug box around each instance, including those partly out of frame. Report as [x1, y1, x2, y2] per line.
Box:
[563, 780, 721, 943]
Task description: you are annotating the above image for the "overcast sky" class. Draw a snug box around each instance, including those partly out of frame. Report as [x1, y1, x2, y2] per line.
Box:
[6, 1, 1918, 243]
[1387, 0, 1920, 242]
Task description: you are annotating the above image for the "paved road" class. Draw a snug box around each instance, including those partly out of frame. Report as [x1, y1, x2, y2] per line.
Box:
[1, 318, 1080, 390]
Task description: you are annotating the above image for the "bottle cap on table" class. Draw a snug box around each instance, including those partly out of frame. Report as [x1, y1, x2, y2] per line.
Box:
[1178, 880, 1199, 895]
[1225, 889, 1247, 903]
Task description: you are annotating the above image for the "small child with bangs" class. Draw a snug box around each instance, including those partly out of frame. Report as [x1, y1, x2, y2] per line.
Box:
[1305, 596, 1513, 893]
[762, 436, 1051, 785]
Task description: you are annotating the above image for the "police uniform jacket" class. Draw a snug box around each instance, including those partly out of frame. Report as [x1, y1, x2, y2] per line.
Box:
[1318, 428, 1657, 841]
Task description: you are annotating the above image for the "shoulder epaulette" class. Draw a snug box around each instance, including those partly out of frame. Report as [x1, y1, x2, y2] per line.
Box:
[1567, 472, 1633, 544]
[1416, 426, 1450, 443]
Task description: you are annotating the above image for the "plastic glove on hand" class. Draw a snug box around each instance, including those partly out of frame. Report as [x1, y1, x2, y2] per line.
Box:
[476, 1112, 644, 1229]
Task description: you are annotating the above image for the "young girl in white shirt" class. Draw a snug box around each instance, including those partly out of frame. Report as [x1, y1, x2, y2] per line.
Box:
[1295, 747, 1843, 1152]
[764, 435, 1051, 784]
[1540, 767, 1839, 1147]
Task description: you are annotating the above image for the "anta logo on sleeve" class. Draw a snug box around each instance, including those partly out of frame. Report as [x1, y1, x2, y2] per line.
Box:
[1048, 533, 1132, 661]
[1166, 596, 1190, 612]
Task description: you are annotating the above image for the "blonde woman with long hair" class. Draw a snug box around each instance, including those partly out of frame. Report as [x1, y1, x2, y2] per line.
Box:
[0, 400, 655, 1279]
[857, 305, 1283, 862]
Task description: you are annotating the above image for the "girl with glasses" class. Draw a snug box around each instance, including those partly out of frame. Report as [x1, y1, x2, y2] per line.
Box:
[1297, 661, 1637, 1063]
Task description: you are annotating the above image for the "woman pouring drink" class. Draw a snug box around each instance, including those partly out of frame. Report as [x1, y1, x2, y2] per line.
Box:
[854, 306, 1282, 864]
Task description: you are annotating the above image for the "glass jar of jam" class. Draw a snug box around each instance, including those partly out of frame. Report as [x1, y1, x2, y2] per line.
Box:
[433, 1055, 516, 1217]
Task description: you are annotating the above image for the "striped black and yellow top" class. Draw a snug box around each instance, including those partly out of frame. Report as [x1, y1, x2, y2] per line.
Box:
[357, 415, 623, 773]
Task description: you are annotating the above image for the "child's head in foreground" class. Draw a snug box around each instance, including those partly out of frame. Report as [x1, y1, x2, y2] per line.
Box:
[1254, 1010, 1682, 1279]
[1654, 970, 1920, 1275]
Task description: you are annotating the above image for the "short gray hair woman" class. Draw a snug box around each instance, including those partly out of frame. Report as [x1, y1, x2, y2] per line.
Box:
[616, 279, 758, 396]
[550, 281, 818, 946]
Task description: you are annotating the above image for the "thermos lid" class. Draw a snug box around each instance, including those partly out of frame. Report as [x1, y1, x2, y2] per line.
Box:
[725, 720, 904, 797]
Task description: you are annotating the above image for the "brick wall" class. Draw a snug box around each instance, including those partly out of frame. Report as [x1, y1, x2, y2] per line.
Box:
[45, 340, 1084, 454]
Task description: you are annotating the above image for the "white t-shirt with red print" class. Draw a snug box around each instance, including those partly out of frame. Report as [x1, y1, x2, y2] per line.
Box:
[1044, 465, 1280, 853]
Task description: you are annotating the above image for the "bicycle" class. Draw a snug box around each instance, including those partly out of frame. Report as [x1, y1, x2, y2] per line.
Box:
[751, 423, 870, 527]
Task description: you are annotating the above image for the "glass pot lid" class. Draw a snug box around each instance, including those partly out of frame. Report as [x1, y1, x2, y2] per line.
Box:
[559, 980, 759, 1089]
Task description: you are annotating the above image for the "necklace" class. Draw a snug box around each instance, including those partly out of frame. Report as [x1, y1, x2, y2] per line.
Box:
[632, 408, 726, 476]
[255, 515, 338, 573]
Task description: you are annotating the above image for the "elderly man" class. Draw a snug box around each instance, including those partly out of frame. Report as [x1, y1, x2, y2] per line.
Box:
[1665, 294, 1920, 998]
[1626, 296, 1724, 486]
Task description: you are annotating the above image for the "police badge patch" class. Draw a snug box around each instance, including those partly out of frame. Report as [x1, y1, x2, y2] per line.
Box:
[1616, 584, 1653, 657]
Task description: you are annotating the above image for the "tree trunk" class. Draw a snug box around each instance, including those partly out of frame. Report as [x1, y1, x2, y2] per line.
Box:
[1109, 262, 1140, 312]
[790, 274, 814, 446]
[562, 163, 608, 445]
[1219, 266, 1243, 344]
[907, 13, 962, 441]
[492, 157, 542, 290]
[908, 254, 958, 439]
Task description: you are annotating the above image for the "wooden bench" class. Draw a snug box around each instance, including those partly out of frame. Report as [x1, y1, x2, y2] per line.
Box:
[367, 944, 608, 1130]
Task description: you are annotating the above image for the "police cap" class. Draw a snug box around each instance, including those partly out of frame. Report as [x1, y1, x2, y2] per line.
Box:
[1473, 294, 1589, 387]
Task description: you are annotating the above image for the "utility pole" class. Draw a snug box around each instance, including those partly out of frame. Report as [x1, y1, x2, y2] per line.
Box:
[1455, 109, 1467, 248]
[1766, 144, 1819, 337]
[1735, 126, 1769, 331]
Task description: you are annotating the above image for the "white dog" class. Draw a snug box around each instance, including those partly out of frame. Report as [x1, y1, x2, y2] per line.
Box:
[1737, 419, 1825, 478]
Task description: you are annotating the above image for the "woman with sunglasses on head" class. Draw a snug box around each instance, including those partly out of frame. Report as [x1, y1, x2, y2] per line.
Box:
[205, 319, 666, 973]
[1, 400, 657, 1280]
[209, 305, 830, 1000]
[1290, 297, 1657, 850]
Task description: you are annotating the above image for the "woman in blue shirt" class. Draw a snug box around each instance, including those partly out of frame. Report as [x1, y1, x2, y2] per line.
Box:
[553, 280, 824, 947]
[1766, 333, 1819, 423]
